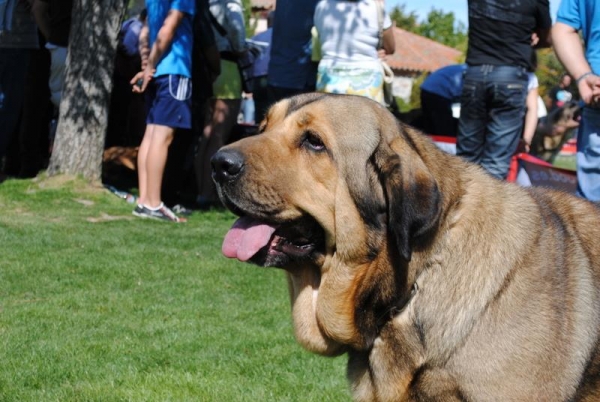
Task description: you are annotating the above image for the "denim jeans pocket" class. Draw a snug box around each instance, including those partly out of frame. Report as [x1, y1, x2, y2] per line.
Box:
[460, 82, 481, 118]
[494, 82, 526, 108]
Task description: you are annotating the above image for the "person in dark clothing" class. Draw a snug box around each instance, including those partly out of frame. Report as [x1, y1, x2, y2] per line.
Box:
[267, 0, 319, 104]
[420, 64, 467, 137]
[457, 0, 552, 179]
[105, 9, 147, 148]
[249, 11, 273, 123]
[4, 31, 52, 179]
[0, 0, 42, 176]
[32, 0, 72, 108]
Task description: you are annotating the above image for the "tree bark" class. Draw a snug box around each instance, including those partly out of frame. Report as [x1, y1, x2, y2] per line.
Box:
[47, 0, 128, 182]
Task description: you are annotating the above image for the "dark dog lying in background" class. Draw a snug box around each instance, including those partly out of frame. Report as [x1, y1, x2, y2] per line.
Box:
[530, 101, 580, 163]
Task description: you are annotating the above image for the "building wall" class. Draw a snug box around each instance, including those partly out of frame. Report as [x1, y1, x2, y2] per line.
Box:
[392, 76, 413, 103]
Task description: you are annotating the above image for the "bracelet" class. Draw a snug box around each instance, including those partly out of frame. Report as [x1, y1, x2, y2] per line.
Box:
[576, 72, 594, 84]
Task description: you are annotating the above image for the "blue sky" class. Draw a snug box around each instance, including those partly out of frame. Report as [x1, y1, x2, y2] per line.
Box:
[385, 1, 561, 26]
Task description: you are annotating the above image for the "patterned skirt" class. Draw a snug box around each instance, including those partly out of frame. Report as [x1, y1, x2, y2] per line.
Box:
[316, 64, 384, 104]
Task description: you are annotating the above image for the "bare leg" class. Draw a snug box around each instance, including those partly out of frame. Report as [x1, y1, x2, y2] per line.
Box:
[136, 124, 153, 206]
[136, 123, 175, 208]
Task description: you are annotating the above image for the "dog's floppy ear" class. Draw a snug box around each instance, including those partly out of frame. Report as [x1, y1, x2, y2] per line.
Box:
[373, 125, 442, 261]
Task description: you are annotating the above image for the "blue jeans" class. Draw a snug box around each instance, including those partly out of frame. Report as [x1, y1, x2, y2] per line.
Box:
[457, 65, 528, 179]
[576, 107, 600, 201]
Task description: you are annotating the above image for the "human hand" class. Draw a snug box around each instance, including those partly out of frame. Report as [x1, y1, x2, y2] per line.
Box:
[517, 139, 531, 154]
[577, 73, 600, 105]
[531, 32, 539, 47]
[130, 67, 155, 93]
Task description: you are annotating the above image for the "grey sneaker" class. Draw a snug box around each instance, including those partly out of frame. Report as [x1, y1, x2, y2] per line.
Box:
[132, 203, 187, 223]
[132, 204, 148, 218]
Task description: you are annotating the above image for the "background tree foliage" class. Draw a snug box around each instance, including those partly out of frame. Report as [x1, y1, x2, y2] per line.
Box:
[536, 48, 568, 104]
[389, 4, 467, 55]
[389, 4, 418, 32]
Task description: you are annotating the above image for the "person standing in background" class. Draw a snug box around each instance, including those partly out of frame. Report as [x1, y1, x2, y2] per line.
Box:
[420, 64, 467, 137]
[266, 0, 320, 105]
[130, 0, 195, 222]
[0, 0, 39, 167]
[105, 9, 147, 148]
[521, 51, 548, 153]
[249, 10, 273, 123]
[547, 73, 574, 112]
[157, 0, 220, 212]
[31, 0, 72, 109]
[456, 0, 552, 180]
[312, 0, 395, 105]
[552, 0, 600, 201]
[194, 0, 246, 210]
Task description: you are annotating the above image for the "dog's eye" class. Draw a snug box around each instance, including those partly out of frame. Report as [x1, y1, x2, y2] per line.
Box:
[302, 131, 326, 152]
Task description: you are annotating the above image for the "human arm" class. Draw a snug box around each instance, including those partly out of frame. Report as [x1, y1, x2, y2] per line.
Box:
[532, 0, 552, 48]
[195, 1, 221, 80]
[552, 22, 600, 104]
[131, 9, 186, 93]
[533, 28, 551, 48]
[224, 0, 246, 55]
[522, 87, 539, 152]
[31, 0, 51, 41]
[138, 21, 149, 70]
[382, 23, 396, 55]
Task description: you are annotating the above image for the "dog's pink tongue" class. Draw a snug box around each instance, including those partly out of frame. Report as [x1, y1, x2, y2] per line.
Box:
[222, 216, 278, 261]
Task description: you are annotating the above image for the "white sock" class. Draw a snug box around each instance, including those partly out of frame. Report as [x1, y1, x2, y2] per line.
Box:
[145, 202, 164, 211]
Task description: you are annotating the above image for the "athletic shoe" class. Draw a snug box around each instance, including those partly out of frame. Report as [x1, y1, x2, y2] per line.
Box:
[132, 203, 187, 223]
[132, 204, 148, 218]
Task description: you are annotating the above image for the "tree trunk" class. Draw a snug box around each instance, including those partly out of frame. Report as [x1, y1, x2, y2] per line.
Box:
[47, 0, 128, 182]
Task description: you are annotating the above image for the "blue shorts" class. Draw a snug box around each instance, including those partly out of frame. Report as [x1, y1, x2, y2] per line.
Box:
[145, 75, 192, 129]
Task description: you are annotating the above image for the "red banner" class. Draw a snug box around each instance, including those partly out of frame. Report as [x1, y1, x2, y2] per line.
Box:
[429, 136, 577, 194]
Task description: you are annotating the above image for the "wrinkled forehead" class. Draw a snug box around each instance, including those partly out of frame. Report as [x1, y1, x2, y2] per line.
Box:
[261, 94, 383, 147]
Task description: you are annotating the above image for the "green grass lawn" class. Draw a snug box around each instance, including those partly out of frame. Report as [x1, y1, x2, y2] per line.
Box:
[0, 176, 350, 401]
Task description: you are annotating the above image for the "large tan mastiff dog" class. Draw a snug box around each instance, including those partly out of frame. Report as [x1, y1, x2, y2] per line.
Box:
[211, 93, 600, 401]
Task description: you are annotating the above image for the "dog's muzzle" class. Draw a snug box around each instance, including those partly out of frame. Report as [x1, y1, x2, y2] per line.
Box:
[211, 148, 245, 184]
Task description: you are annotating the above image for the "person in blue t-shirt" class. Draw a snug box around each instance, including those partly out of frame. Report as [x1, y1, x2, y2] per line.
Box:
[420, 64, 467, 137]
[130, 0, 195, 223]
[553, 0, 600, 201]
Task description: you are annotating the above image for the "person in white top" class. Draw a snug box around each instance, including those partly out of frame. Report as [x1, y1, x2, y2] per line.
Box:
[522, 71, 544, 152]
[313, 0, 395, 104]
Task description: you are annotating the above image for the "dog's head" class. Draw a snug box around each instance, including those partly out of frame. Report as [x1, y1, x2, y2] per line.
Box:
[212, 93, 449, 353]
[547, 101, 581, 127]
[532, 101, 581, 161]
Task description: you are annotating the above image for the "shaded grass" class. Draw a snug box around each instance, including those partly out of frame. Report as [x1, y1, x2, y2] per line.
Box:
[0, 176, 350, 401]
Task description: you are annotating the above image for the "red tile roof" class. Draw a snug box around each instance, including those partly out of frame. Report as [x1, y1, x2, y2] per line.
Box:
[385, 27, 463, 73]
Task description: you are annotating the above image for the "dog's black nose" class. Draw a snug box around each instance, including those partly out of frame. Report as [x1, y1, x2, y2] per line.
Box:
[211, 149, 245, 183]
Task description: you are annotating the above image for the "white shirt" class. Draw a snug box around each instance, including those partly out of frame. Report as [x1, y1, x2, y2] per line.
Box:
[528, 72, 547, 118]
[314, 0, 392, 68]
